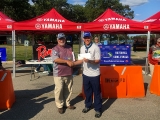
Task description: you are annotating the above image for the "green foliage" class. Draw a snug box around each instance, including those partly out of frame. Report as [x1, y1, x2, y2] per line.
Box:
[1, 0, 34, 21]
[0, 0, 134, 22]
[84, 0, 134, 22]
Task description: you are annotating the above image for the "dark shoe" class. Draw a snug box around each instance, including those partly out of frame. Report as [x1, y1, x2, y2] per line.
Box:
[82, 107, 91, 113]
[58, 108, 64, 114]
[67, 105, 76, 110]
[95, 111, 102, 118]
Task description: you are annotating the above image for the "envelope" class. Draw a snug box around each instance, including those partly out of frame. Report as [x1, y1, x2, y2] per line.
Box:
[78, 53, 91, 60]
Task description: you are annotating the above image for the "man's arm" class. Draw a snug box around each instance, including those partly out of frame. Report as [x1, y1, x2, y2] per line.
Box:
[73, 60, 83, 66]
[54, 58, 74, 67]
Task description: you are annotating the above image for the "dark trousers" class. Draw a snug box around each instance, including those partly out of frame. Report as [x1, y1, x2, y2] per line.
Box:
[82, 74, 102, 112]
[36, 64, 48, 71]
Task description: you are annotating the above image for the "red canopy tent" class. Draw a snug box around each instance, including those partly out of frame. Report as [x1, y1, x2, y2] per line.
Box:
[0, 11, 14, 31]
[13, 8, 82, 33]
[143, 11, 160, 33]
[0, 11, 16, 78]
[83, 9, 149, 33]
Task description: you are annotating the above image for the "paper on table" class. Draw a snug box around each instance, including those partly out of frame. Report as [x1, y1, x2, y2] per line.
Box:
[78, 53, 91, 60]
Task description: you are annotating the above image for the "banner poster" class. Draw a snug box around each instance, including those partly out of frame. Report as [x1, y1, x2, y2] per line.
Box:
[99, 45, 131, 65]
[33, 45, 55, 60]
[0, 48, 7, 61]
[33, 43, 72, 61]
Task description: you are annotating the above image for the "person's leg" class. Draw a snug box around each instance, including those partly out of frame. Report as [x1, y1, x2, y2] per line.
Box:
[35, 64, 41, 71]
[83, 74, 93, 108]
[63, 75, 75, 109]
[90, 75, 102, 112]
[42, 64, 48, 71]
[91, 75, 102, 118]
[54, 77, 64, 108]
[149, 63, 154, 76]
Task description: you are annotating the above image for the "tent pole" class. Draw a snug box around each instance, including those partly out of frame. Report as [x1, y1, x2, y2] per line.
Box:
[79, 31, 84, 52]
[145, 31, 150, 75]
[146, 31, 150, 55]
[12, 30, 16, 78]
[32, 34, 35, 60]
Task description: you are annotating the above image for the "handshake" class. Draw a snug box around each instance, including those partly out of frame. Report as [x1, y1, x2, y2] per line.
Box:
[66, 60, 75, 67]
[66, 58, 90, 67]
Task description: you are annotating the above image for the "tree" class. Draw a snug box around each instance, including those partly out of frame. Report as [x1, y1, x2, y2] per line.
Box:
[0, 0, 33, 21]
[64, 4, 87, 22]
[32, 0, 69, 16]
[84, 0, 134, 22]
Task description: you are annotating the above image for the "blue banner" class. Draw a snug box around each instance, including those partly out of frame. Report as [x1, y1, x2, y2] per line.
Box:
[99, 45, 131, 65]
[0, 48, 7, 61]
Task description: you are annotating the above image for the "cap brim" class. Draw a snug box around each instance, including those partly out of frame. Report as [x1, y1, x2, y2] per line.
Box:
[83, 36, 91, 38]
[58, 37, 65, 39]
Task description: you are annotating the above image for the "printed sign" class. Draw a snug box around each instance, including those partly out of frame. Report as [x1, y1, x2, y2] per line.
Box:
[0, 48, 7, 61]
[99, 45, 131, 65]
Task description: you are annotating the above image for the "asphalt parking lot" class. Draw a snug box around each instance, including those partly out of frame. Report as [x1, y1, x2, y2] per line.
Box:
[1, 52, 160, 120]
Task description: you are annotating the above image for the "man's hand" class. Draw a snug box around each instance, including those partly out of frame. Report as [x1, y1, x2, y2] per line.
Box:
[83, 58, 89, 63]
[66, 60, 74, 67]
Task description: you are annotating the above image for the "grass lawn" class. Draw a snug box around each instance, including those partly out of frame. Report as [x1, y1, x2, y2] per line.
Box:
[0, 44, 80, 61]
[1, 44, 136, 61]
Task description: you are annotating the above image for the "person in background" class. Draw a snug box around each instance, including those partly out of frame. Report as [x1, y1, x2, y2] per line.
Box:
[52, 33, 76, 114]
[150, 38, 155, 47]
[34, 39, 48, 74]
[0, 58, 5, 70]
[74, 32, 102, 118]
[94, 37, 102, 45]
[148, 38, 160, 76]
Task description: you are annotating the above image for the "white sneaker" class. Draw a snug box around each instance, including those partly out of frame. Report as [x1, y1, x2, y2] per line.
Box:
[34, 69, 38, 73]
[43, 71, 49, 74]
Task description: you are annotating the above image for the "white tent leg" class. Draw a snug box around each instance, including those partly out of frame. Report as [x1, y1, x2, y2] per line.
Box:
[145, 31, 150, 75]
[79, 31, 84, 53]
[12, 30, 16, 78]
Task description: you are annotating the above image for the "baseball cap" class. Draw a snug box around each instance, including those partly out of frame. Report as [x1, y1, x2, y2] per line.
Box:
[83, 32, 91, 38]
[57, 33, 65, 39]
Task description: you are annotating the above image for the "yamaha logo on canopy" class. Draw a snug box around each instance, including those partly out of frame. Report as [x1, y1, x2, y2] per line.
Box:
[103, 24, 130, 30]
[143, 19, 157, 22]
[35, 23, 63, 29]
[36, 18, 65, 22]
[98, 18, 126, 22]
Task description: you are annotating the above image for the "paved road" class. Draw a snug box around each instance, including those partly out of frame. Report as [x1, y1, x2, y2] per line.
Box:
[1, 54, 160, 120]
